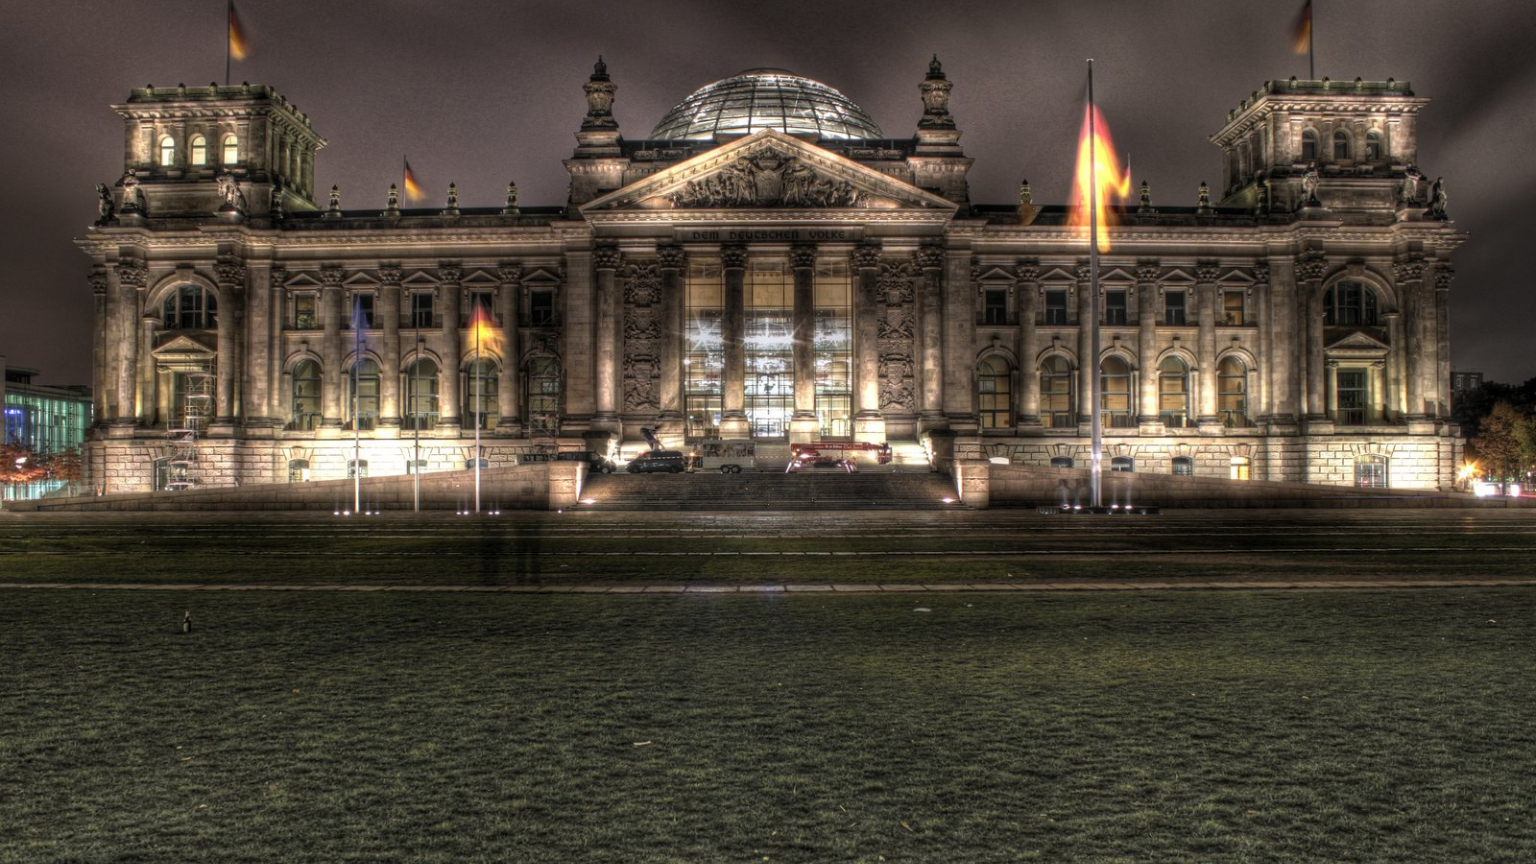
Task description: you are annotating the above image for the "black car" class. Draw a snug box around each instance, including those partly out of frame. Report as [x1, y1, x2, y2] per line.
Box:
[625, 450, 687, 474]
[555, 451, 617, 474]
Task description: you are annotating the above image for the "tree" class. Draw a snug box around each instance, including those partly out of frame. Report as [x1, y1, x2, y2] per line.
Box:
[44, 448, 83, 483]
[0, 443, 48, 484]
[1469, 401, 1531, 480]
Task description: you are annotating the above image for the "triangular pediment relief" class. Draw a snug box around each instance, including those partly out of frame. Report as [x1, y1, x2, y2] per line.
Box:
[282, 272, 324, 289]
[152, 333, 217, 358]
[400, 271, 440, 287]
[1099, 267, 1135, 285]
[974, 266, 1017, 283]
[1160, 268, 1197, 285]
[343, 271, 380, 287]
[582, 129, 958, 215]
[521, 266, 561, 285]
[1038, 266, 1078, 284]
[1325, 330, 1390, 355]
[1217, 268, 1254, 285]
[462, 270, 501, 286]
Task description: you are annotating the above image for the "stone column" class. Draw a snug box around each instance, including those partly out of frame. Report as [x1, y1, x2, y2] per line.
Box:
[1384, 311, 1404, 420]
[1075, 264, 1094, 432]
[1396, 258, 1427, 419]
[1371, 360, 1387, 423]
[1252, 263, 1272, 420]
[138, 315, 157, 425]
[496, 264, 523, 434]
[941, 247, 975, 429]
[89, 269, 109, 428]
[656, 246, 686, 429]
[719, 244, 749, 438]
[214, 262, 245, 427]
[268, 266, 286, 421]
[319, 266, 345, 434]
[1267, 257, 1297, 423]
[113, 260, 146, 427]
[1297, 255, 1328, 419]
[852, 242, 885, 441]
[243, 260, 271, 429]
[1195, 263, 1221, 429]
[915, 246, 946, 429]
[1016, 259, 1041, 429]
[377, 266, 403, 436]
[437, 264, 463, 430]
[1135, 263, 1160, 429]
[592, 246, 623, 431]
[1433, 266, 1453, 420]
[787, 243, 819, 443]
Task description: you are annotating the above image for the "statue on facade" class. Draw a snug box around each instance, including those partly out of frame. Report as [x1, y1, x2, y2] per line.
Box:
[1254, 178, 1270, 215]
[1401, 165, 1425, 207]
[1301, 167, 1321, 207]
[95, 183, 115, 224]
[270, 182, 286, 219]
[1428, 176, 1448, 218]
[503, 180, 520, 214]
[216, 170, 247, 213]
[119, 169, 144, 213]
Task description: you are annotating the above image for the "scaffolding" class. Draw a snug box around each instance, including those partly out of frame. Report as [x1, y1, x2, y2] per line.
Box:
[164, 367, 214, 491]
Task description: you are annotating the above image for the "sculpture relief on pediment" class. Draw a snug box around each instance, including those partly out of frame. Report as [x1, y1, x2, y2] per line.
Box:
[663, 146, 866, 208]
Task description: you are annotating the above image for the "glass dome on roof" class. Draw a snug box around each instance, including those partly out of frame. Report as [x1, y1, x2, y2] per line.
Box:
[649, 69, 884, 141]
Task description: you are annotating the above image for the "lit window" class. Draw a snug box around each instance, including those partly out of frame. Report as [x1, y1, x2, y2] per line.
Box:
[348, 459, 369, 479]
[1100, 357, 1133, 428]
[1158, 356, 1189, 428]
[1230, 456, 1251, 481]
[189, 135, 208, 166]
[222, 135, 239, 165]
[1219, 357, 1250, 427]
[1173, 456, 1195, 476]
[288, 459, 310, 482]
[1110, 456, 1134, 472]
[162, 285, 217, 329]
[1355, 455, 1387, 488]
[293, 294, 318, 330]
[463, 358, 500, 430]
[977, 356, 1012, 431]
[159, 135, 176, 166]
[1040, 356, 1074, 429]
[1222, 290, 1245, 326]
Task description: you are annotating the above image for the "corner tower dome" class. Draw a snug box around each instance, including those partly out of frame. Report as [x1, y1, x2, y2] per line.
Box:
[649, 69, 884, 141]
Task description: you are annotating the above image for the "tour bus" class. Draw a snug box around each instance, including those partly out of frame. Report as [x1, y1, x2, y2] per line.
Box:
[691, 439, 756, 474]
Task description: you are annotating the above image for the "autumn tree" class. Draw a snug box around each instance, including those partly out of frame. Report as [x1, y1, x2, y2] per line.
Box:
[1469, 401, 1532, 479]
[0, 443, 47, 484]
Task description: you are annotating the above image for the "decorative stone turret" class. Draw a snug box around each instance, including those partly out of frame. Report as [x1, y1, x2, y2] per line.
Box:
[566, 57, 629, 207]
[908, 55, 972, 206]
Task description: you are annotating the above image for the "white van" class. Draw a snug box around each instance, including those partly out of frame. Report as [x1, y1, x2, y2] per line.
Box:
[692, 439, 756, 474]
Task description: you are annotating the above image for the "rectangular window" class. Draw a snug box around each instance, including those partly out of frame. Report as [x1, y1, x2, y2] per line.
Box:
[293, 294, 317, 330]
[814, 261, 853, 440]
[1044, 290, 1069, 325]
[1104, 290, 1127, 325]
[685, 259, 724, 441]
[1165, 291, 1187, 325]
[1223, 290, 1245, 326]
[982, 289, 1008, 325]
[530, 291, 556, 327]
[409, 292, 435, 329]
[467, 291, 495, 325]
[350, 293, 375, 329]
[1336, 370, 1368, 425]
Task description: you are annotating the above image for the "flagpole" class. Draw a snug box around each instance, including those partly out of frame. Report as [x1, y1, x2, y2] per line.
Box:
[354, 298, 362, 515]
[1087, 59, 1103, 511]
[474, 309, 482, 514]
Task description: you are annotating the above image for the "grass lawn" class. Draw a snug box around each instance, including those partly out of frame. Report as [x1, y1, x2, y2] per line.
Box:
[3, 588, 1533, 862]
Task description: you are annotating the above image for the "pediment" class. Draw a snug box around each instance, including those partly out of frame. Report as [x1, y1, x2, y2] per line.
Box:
[282, 272, 324, 289]
[1038, 266, 1079, 284]
[401, 271, 440, 287]
[581, 129, 958, 216]
[1325, 330, 1390, 355]
[152, 333, 217, 358]
[462, 269, 501, 287]
[343, 271, 380, 287]
[1160, 268, 1197, 285]
[974, 266, 1017, 283]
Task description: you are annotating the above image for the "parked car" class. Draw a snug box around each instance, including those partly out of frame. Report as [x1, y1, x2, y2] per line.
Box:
[625, 450, 687, 474]
[555, 451, 617, 473]
[512, 452, 551, 466]
[788, 454, 858, 473]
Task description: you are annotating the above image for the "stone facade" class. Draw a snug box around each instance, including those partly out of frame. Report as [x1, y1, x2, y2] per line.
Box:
[80, 65, 1463, 494]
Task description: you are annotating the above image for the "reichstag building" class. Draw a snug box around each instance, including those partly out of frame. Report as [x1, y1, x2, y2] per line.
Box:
[80, 59, 1463, 492]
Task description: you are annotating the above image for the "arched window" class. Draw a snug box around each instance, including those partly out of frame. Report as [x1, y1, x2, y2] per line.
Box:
[463, 359, 500, 430]
[1324, 281, 1379, 326]
[1365, 130, 1383, 160]
[1050, 456, 1074, 469]
[526, 355, 562, 436]
[1158, 356, 1190, 428]
[977, 355, 1012, 431]
[159, 135, 176, 166]
[1354, 454, 1388, 488]
[189, 135, 208, 166]
[348, 359, 380, 431]
[1300, 129, 1318, 162]
[1172, 456, 1194, 476]
[290, 360, 321, 431]
[1110, 456, 1134, 473]
[1332, 130, 1351, 160]
[161, 285, 217, 329]
[1230, 456, 1252, 481]
[1100, 356, 1132, 428]
[222, 134, 240, 165]
[1040, 356, 1074, 429]
[1218, 357, 1250, 427]
[404, 357, 439, 431]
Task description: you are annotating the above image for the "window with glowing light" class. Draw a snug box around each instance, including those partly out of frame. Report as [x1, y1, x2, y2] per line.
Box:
[293, 293, 318, 330]
[159, 135, 175, 166]
[347, 359, 380, 431]
[524, 355, 561, 436]
[977, 355, 1012, 432]
[162, 285, 217, 329]
[1158, 356, 1190, 428]
[1230, 456, 1251, 481]
[1222, 290, 1245, 325]
[1100, 356, 1133, 428]
[222, 134, 239, 165]
[463, 358, 499, 430]
[1354, 454, 1387, 488]
[288, 459, 310, 482]
[1219, 357, 1250, 427]
[814, 261, 852, 439]
[685, 258, 723, 441]
[404, 357, 439, 431]
[746, 260, 793, 439]
[1040, 356, 1075, 429]
[190, 135, 208, 166]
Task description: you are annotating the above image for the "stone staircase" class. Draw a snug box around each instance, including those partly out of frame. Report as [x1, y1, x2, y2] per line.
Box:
[576, 468, 963, 511]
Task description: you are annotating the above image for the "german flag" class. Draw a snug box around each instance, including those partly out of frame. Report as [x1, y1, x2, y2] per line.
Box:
[403, 159, 425, 202]
[1293, 0, 1312, 55]
[228, 2, 249, 61]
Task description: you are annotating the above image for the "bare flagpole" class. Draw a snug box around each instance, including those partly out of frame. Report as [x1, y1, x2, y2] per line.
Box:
[1087, 59, 1104, 510]
[474, 309, 482, 514]
[353, 297, 362, 514]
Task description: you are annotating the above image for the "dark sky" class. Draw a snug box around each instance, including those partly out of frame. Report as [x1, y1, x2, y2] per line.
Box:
[5, 0, 1533, 385]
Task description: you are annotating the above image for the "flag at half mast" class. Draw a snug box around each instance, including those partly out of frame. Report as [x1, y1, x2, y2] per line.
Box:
[403, 159, 425, 202]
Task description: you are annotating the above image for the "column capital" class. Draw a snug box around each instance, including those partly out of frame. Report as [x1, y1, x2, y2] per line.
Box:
[721, 244, 748, 270]
[495, 263, 523, 284]
[1296, 253, 1328, 283]
[378, 263, 404, 286]
[851, 242, 881, 270]
[319, 264, 345, 289]
[1393, 258, 1425, 282]
[1251, 261, 1269, 285]
[1015, 257, 1040, 283]
[593, 246, 624, 271]
[1134, 262, 1160, 284]
[88, 269, 108, 295]
[1433, 266, 1454, 290]
[115, 260, 146, 288]
[1074, 262, 1091, 283]
[437, 263, 463, 285]
[269, 265, 287, 289]
[214, 262, 246, 287]
[657, 245, 686, 271]
[912, 245, 945, 271]
[789, 243, 818, 271]
[1194, 261, 1221, 284]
